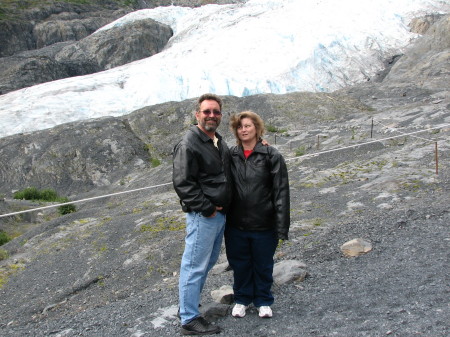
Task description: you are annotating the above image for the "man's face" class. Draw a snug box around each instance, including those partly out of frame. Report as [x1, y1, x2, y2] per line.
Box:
[196, 99, 222, 134]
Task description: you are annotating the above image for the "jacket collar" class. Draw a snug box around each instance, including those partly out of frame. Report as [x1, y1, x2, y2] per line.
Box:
[190, 125, 222, 143]
[233, 140, 268, 156]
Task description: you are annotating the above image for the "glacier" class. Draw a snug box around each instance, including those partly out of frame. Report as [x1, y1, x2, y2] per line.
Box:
[0, 0, 449, 138]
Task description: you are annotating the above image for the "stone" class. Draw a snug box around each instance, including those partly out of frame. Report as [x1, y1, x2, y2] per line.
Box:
[340, 238, 373, 257]
[273, 260, 307, 285]
[200, 302, 230, 321]
[211, 261, 230, 275]
[210, 285, 234, 304]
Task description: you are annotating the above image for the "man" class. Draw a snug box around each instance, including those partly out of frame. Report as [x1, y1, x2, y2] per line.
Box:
[172, 93, 232, 335]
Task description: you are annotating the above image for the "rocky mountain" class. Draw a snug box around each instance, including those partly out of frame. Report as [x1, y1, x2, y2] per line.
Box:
[0, 7, 449, 337]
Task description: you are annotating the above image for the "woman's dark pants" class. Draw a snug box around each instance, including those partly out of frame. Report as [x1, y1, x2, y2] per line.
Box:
[225, 226, 278, 307]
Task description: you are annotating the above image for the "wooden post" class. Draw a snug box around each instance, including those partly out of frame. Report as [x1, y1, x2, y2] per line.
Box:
[435, 141, 438, 175]
[275, 134, 277, 145]
[317, 135, 320, 149]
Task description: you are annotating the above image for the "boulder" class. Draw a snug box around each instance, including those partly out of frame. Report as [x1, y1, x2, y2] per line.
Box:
[210, 285, 234, 304]
[273, 260, 308, 285]
[56, 18, 173, 72]
[340, 238, 373, 257]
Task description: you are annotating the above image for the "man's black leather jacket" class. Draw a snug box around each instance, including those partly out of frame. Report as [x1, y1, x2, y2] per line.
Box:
[226, 141, 290, 240]
[172, 126, 232, 217]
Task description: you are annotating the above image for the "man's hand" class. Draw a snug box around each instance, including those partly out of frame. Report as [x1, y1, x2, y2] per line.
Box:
[261, 139, 270, 146]
[208, 206, 223, 218]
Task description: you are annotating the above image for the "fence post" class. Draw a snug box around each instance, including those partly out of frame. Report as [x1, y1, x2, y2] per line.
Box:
[317, 135, 320, 149]
[371, 118, 374, 138]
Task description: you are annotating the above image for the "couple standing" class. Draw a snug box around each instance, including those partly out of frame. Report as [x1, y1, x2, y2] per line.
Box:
[172, 93, 290, 335]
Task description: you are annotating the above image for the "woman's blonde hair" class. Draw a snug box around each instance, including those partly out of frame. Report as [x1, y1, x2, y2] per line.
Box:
[229, 110, 265, 146]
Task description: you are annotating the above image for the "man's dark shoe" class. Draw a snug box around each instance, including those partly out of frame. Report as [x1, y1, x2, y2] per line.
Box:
[181, 316, 221, 335]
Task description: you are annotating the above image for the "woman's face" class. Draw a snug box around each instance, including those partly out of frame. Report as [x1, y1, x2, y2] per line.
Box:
[237, 117, 257, 143]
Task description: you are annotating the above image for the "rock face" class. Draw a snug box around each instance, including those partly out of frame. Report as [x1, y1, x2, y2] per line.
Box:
[55, 18, 173, 73]
[384, 15, 450, 90]
[0, 118, 151, 196]
[0, 4, 130, 57]
[0, 0, 246, 94]
[0, 15, 172, 94]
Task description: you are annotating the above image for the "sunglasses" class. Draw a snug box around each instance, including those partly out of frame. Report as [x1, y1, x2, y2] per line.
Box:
[201, 109, 222, 116]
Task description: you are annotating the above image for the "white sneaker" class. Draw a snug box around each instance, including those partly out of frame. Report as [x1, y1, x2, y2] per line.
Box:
[232, 303, 248, 318]
[257, 306, 273, 318]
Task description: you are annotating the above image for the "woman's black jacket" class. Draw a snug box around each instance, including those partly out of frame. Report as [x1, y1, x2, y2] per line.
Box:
[226, 141, 290, 240]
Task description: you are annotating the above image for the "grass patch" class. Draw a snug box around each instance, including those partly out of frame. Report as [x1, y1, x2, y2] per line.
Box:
[266, 125, 288, 133]
[295, 145, 306, 157]
[0, 263, 25, 288]
[151, 158, 161, 167]
[140, 216, 185, 233]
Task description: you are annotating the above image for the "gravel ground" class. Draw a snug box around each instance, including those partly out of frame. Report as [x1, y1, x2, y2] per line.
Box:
[1, 141, 449, 337]
[1, 15, 449, 334]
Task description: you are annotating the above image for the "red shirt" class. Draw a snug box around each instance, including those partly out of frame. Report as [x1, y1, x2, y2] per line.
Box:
[244, 149, 253, 159]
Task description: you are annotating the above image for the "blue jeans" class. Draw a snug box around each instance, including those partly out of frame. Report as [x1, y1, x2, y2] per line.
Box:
[225, 226, 278, 307]
[179, 211, 226, 325]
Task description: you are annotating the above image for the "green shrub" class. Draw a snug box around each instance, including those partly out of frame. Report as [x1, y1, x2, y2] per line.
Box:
[13, 187, 77, 215]
[13, 186, 59, 201]
[0, 231, 11, 246]
[13, 187, 41, 200]
[58, 203, 77, 215]
[39, 188, 59, 201]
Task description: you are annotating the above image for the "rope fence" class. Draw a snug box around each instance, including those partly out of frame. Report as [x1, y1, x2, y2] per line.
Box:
[1, 120, 449, 219]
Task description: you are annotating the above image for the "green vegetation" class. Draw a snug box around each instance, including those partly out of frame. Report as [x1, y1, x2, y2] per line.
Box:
[266, 125, 288, 133]
[295, 145, 306, 157]
[151, 158, 161, 167]
[0, 230, 11, 246]
[0, 263, 25, 288]
[13, 187, 76, 215]
[14, 187, 58, 201]
[140, 216, 185, 233]
[0, 249, 8, 261]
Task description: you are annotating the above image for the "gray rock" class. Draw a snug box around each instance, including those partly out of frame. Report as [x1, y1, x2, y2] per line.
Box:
[273, 260, 308, 285]
[55, 17, 173, 72]
[340, 238, 373, 257]
[210, 285, 234, 304]
[383, 15, 450, 91]
[0, 118, 151, 196]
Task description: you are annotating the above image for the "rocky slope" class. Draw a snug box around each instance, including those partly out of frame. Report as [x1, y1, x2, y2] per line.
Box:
[0, 12, 449, 337]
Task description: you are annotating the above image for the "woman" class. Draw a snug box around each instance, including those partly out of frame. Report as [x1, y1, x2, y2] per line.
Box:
[225, 110, 290, 319]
